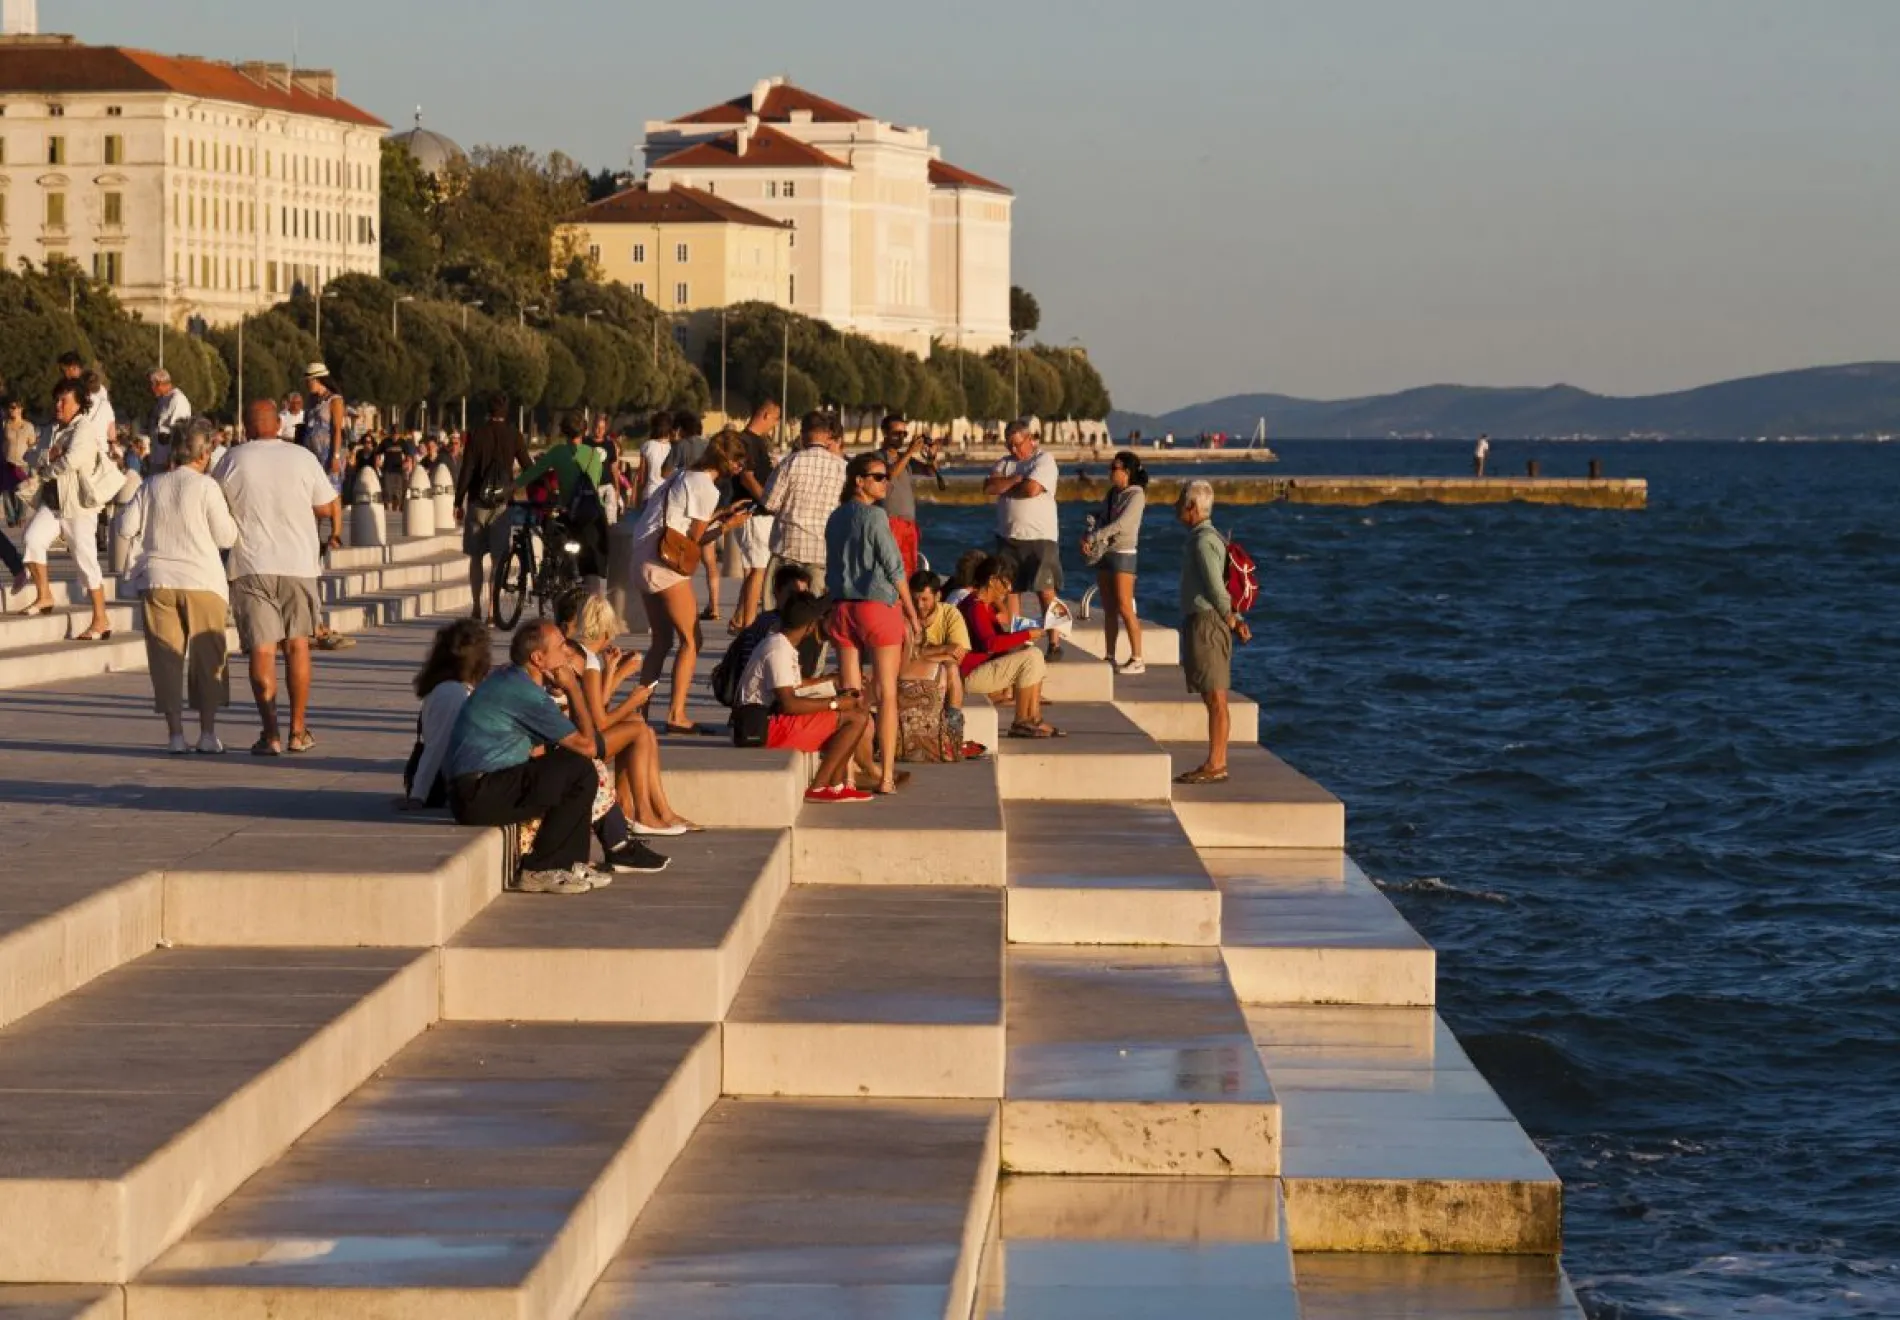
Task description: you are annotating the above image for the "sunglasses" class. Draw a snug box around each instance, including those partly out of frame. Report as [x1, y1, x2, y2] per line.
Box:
[864, 470, 890, 482]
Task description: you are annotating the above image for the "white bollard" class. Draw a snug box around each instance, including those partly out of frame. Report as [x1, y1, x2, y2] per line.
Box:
[351, 466, 387, 549]
[431, 462, 456, 533]
[404, 466, 436, 538]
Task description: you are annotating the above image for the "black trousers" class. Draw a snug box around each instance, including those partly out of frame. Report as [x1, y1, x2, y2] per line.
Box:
[0, 527, 20, 577]
[450, 747, 595, 873]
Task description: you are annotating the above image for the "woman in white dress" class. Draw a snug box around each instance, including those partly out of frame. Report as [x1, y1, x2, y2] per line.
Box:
[19, 377, 115, 639]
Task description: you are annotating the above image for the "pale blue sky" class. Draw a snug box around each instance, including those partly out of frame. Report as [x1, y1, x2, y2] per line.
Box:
[59, 0, 1900, 411]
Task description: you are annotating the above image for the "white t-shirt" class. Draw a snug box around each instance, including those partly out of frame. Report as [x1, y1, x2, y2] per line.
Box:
[215, 438, 336, 580]
[737, 632, 802, 709]
[639, 440, 671, 499]
[994, 448, 1060, 542]
[279, 409, 305, 441]
[632, 469, 718, 548]
[410, 681, 471, 802]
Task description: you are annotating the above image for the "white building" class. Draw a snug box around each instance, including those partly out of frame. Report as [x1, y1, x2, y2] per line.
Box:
[0, 32, 386, 329]
[643, 77, 1012, 356]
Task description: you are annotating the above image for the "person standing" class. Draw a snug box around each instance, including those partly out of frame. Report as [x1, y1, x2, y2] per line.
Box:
[1080, 450, 1149, 674]
[515, 411, 608, 588]
[218, 398, 342, 757]
[301, 364, 350, 490]
[636, 411, 675, 507]
[146, 369, 192, 469]
[278, 391, 305, 441]
[876, 412, 934, 579]
[454, 395, 530, 623]
[761, 411, 847, 605]
[126, 417, 238, 754]
[1474, 434, 1491, 477]
[729, 398, 781, 633]
[19, 379, 114, 640]
[984, 418, 1064, 655]
[827, 451, 922, 795]
[1173, 480, 1250, 785]
[3, 397, 34, 527]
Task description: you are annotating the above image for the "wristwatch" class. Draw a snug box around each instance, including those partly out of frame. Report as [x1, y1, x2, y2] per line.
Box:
[828, 699, 839, 711]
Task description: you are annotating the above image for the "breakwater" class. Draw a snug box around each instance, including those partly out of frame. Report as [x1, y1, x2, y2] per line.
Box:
[918, 474, 1648, 509]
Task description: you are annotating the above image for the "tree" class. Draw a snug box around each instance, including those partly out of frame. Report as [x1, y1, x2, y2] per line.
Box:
[549, 316, 626, 412]
[539, 334, 584, 412]
[379, 139, 438, 290]
[435, 146, 590, 311]
[1010, 285, 1041, 343]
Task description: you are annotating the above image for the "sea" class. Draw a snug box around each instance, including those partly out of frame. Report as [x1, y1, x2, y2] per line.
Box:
[920, 439, 1900, 1319]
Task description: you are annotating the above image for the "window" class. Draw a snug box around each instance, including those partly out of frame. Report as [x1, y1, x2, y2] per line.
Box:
[45, 192, 64, 227]
[0, 194, 6, 229]
[92, 252, 122, 286]
[104, 134, 123, 165]
[783, 181, 796, 199]
[268, 260, 278, 294]
[789, 273, 795, 303]
[766, 181, 778, 199]
[631, 243, 646, 263]
[788, 230, 795, 249]
[675, 243, 689, 263]
[47, 104, 63, 118]
[103, 192, 123, 226]
[106, 106, 123, 118]
[674, 282, 689, 306]
[588, 244, 601, 262]
[631, 282, 645, 299]
[46, 135, 64, 165]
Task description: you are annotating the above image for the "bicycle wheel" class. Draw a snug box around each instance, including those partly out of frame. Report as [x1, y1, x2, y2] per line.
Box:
[492, 536, 531, 631]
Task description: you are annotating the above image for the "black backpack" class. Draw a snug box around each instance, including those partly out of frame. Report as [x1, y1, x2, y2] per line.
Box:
[711, 621, 769, 709]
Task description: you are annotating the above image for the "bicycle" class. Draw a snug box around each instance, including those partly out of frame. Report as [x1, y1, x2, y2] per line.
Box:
[491, 502, 585, 630]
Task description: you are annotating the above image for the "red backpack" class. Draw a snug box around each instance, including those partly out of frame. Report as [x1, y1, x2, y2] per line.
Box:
[1224, 536, 1260, 614]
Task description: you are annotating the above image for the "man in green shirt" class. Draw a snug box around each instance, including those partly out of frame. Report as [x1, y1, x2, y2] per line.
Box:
[513, 411, 607, 582]
[1175, 479, 1250, 785]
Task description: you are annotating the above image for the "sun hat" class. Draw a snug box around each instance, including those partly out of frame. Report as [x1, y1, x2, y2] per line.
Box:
[305, 362, 330, 380]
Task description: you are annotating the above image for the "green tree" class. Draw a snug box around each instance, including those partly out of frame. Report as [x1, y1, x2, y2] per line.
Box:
[379, 139, 438, 290]
[539, 334, 584, 412]
[1010, 285, 1041, 343]
[549, 316, 625, 412]
[436, 146, 590, 311]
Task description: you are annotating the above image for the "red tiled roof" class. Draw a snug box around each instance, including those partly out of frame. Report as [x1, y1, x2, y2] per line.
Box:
[675, 81, 870, 126]
[565, 183, 790, 229]
[0, 42, 386, 129]
[653, 124, 849, 172]
[930, 158, 1012, 195]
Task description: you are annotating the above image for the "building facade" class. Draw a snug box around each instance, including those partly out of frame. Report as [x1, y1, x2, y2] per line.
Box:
[641, 78, 1012, 356]
[0, 34, 386, 330]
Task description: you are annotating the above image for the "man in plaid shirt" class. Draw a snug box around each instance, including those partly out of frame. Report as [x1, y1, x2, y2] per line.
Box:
[762, 411, 848, 606]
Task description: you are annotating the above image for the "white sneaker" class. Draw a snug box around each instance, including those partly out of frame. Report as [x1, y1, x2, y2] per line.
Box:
[167, 734, 190, 755]
[516, 868, 593, 896]
[195, 733, 226, 755]
[1119, 658, 1148, 676]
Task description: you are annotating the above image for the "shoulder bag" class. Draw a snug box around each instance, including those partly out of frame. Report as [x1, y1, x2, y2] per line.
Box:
[655, 474, 700, 576]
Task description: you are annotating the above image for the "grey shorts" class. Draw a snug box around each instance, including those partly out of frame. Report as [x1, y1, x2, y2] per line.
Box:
[999, 537, 1063, 594]
[1098, 550, 1137, 576]
[1182, 609, 1234, 695]
[463, 501, 510, 558]
[231, 575, 320, 652]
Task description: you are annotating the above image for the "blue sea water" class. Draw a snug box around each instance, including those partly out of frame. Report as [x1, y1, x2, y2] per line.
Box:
[922, 440, 1900, 1319]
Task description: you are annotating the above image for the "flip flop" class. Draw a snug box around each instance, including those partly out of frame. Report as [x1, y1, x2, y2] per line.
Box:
[1173, 768, 1230, 785]
[250, 735, 282, 757]
[287, 730, 317, 754]
[74, 629, 113, 642]
[1005, 722, 1065, 740]
[664, 722, 715, 738]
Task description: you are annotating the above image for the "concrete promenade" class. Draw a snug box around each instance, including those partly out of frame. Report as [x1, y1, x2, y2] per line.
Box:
[920, 474, 1648, 510]
[0, 540, 1581, 1318]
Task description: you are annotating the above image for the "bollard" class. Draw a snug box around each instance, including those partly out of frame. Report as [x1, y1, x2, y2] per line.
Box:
[430, 462, 456, 532]
[351, 466, 387, 549]
[405, 466, 437, 538]
[1527, 460, 1540, 479]
[1588, 459, 1602, 480]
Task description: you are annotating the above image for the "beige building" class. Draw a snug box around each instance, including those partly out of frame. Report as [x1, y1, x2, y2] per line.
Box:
[641, 78, 1013, 356]
[0, 33, 386, 330]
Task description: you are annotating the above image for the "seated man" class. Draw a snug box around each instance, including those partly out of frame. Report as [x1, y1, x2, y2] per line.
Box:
[445, 618, 659, 894]
[958, 556, 1062, 739]
[734, 594, 875, 804]
[908, 569, 970, 711]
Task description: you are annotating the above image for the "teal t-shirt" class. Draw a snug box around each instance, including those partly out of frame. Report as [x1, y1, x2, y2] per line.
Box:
[445, 667, 576, 779]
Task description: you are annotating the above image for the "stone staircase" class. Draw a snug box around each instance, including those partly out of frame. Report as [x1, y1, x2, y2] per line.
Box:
[0, 596, 1581, 1318]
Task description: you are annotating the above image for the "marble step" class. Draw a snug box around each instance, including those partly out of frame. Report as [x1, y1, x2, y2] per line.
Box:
[793, 759, 1006, 886]
[724, 886, 1006, 1098]
[1292, 1254, 1586, 1319]
[1112, 662, 1261, 744]
[0, 602, 139, 651]
[995, 702, 1174, 802]
[654, 743, 807, 830]
[443, 829, 792, 1022]
[0, 1287, 120, 1319]
[1166, 742, 1347, 848]
[0, 633, 148, 689]
[579, 1098, 998, 1319]
[1004, 802, 1220, 945]
[1037, 648, 1115, 702]
[0, 573, 125, 613]
[1004, 948, 1279, 1176]
[129, 1023, 720, 1320]
[1215, 852, 1436, 1006]
[0, 860, 161, 1032]
[975, 1176, 1299, 1318]
[0, 948, 436, 1283]
[1065, 617, 1180, 666]
[1247, 1005, 1563, 1253]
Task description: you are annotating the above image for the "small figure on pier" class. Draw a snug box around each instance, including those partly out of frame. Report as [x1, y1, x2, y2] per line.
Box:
[1474, 434, 1491, 477]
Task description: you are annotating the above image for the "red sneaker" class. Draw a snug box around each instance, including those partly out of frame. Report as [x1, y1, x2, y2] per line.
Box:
[830, 785, 876, 804]
[804, 785, 839, 805]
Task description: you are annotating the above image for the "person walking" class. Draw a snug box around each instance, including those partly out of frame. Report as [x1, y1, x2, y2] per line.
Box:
[18, 379, 115, 640]
[630, 430, 751, 735]
[635, 411, 675, 507]
[515, 411, 608, 586]
[218, 398, 342, 757]
[126, 417, 238, 754]
[761, 411, 847, 605]
[984, 418, 1064, 656]
[1174, 480, 1251, 785]
[454, 394, 530, 624]
[827, 451, 922, 795]
[876, 413, 934, 579]
[729, 398, 781, 633]
[145, 369, 192, 469]
[1080, 450, 1149, 674]
[3, 397, 35, 527]
[1474, 434, 1491, 477]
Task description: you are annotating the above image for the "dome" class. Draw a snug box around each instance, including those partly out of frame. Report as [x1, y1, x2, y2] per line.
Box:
[390, 114, 463, 176]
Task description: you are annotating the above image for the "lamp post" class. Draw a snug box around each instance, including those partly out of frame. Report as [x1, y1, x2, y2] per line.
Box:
[719, 307, 728, 419]
[314, 285, 339, 347]
[460, 299, 484, 434]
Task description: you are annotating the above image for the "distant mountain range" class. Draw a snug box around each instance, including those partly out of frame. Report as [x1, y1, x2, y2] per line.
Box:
[1110, 362, 1900, 440]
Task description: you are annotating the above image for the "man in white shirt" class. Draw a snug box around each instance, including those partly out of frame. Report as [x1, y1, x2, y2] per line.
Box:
[216, 398, 342, 757]
[761, 411, 847, 604]
[734, 593, 872, 803]
[147, 369, 192, 470]
[279, 392, 306, 442]
[983, 417, 1063, 650]
[1474, 434, 1491, 477]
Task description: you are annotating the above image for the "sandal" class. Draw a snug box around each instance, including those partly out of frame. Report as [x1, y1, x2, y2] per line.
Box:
[20, 602, 54, 618]
[250, 735, 283, 757]
[287, 730, 317, 754]
[664, 722, 715, 737]
[1005, 721, 1066, 740]
[1173, 767, 1230, 785]
[960, 742, 989, 759]
[74, 629, 113, 642]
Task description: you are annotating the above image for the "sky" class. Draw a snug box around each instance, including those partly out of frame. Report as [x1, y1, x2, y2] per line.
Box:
[59, 0, 1900, 413]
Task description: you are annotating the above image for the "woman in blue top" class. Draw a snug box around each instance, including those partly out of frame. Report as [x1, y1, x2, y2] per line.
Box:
[825, 452, 922, 795]
[1080, 450, 1149, 674]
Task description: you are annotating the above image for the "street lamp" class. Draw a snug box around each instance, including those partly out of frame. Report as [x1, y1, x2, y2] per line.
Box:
[719, 307, 728, 419]
[314, 286, 340, 347]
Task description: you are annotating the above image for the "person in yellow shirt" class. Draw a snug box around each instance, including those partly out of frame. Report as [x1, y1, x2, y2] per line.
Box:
[908, 569, 970, 711]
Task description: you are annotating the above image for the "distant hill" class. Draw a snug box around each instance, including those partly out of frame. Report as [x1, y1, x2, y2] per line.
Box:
[1110, 363, 1900, 439]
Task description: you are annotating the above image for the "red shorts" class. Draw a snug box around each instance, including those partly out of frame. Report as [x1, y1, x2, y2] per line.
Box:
[768, 711, 838, 752]
[889, 516, 920, 579]
[827, 598, 907, 651]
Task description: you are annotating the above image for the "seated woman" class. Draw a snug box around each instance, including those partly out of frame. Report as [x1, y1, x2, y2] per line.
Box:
[958, 556, 1063, 739]
[558, 593, 700, 837]
[734, 594, 877, 804]
[402, 618, 490, 809]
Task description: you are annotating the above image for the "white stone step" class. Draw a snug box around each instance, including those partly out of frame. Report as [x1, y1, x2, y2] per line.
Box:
[1, 573, 123, 613]
[1005, 802, 1220, 946]
[0, 862, 161, 1033]
[724, 887, 1005, 1098]
[0, 948, 437, 1283]
[580, 1098, 999, 1319]
[1112, 662, 1261, 744]
[995, 702, 1174, 802]
[443, 829, 792, 1022]
[1247, 1005, 1562, 1253]
[0, 1286, 121, 1319]
[653, 743, 806, 829]
[1004, 947, 1279, 1176]
[0, 634, 147, 689]
[1217, 852, 1436, 1006]
[1066, 617, 1180, 667]
[0, 602, 140, 651]
[1038, 648, 1114, 702]
[1167, 742, 1346, 848]
[793, 758, 1006, 886]
[129, 1023, 720, 1320]
[976, 1176, 1300, 1318]
[1293, 1254, 1586, 1319]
